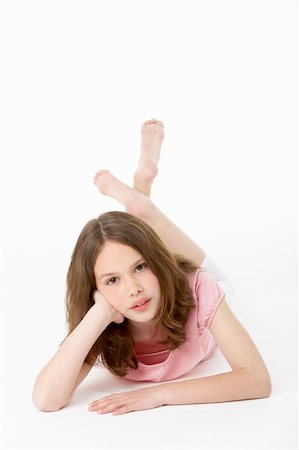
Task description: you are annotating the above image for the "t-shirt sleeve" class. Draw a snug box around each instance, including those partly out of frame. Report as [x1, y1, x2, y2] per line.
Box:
[194, 269, 225, 329]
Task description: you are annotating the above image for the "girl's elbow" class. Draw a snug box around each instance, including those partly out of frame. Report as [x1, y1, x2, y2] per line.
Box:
[261, 372, 272, 398]
[34, 400, 65, 412]
[32, 390, 69, 412]
[252, 367, 272, 399]
[239, 366, 272, 399]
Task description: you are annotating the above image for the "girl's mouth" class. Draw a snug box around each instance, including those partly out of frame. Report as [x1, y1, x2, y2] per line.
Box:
[131, 299, 151, 311]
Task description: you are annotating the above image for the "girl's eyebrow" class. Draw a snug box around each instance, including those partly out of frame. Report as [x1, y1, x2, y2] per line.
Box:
[98, 258, 144, 281]
[98, 271, 117, 281]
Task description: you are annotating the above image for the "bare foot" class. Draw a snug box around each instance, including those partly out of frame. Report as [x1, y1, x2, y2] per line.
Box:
[134, 118, 164, 196]
[94, 169, 154, 218]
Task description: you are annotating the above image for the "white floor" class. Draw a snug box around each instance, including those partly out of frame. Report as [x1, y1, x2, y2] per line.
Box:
[6, 359, 298, 450]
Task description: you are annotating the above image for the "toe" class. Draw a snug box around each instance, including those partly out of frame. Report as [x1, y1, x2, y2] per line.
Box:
[94, 169, 109, 179]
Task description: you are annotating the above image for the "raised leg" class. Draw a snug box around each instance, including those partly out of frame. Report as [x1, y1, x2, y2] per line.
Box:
[111, 118, 233, 295]
[94, 170, 206, 267]
[133, 118, 164, 197]
[93, 169, 236, 300]
[94, 118, 206, 265]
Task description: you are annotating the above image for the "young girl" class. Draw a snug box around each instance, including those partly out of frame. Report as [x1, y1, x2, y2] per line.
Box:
[32, 119, 271, 415]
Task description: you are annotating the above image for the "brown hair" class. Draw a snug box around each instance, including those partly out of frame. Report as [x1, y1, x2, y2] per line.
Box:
[66, 211, 198, 377]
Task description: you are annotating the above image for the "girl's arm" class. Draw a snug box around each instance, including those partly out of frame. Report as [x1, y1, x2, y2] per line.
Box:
[88, 298, 271, 415]
[32, 297, 121, 412]
[160, 298, 271, 405]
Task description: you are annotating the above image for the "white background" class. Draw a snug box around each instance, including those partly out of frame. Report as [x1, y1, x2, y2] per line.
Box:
[1, 0, 297, 449]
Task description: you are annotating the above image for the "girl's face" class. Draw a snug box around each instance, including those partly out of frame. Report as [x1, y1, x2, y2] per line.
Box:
[94, 241, 161, 324]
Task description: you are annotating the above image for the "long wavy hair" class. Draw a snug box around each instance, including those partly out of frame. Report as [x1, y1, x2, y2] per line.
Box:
[66, 211, 198, 377]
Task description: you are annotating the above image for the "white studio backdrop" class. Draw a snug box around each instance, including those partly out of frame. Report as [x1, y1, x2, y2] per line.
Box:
[1, 1, 297, 449]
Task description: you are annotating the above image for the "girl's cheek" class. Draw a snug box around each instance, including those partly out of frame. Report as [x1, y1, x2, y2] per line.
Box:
[103, 291, 120, 308]
[99, 286, 123, 309]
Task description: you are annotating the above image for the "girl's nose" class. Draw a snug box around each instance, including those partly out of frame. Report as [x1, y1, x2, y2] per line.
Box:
[129, 286, 144, 297]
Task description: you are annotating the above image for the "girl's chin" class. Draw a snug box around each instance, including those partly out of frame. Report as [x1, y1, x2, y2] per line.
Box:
[126, 310, 157, 324]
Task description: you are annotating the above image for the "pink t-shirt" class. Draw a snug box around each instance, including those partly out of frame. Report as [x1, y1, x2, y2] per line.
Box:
[124, 268, 225, 382]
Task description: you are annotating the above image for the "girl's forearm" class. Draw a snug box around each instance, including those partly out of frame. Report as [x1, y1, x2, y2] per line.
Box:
[32, 303, 111, 411]
[160, 368, 272, 406]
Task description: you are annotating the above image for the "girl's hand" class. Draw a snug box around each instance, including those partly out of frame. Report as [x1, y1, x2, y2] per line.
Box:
[88, 386, 165, 416]
[93, 290, 124, 324]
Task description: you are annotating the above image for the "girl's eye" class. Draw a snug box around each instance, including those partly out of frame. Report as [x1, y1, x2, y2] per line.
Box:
[135, 263, 147, 272]
[107, 277, 118, 285]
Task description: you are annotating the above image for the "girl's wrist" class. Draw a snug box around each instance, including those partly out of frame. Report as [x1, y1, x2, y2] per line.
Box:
[93, 292, 124, 325]
[91, 301, 114, 325]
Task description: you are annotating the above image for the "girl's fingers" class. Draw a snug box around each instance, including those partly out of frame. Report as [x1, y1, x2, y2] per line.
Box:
[112, 405, 131, 416]
[98, 401, 125, 414]
[88, 395, 130, 414]
[88, 387, 160, 415]
[100, 404, 130, 415]
[89, 393, 122, 406]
